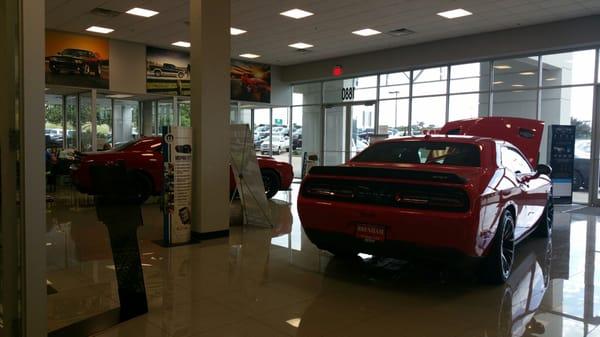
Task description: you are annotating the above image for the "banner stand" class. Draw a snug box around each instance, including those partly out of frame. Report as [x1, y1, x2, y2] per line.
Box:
[230, 124, 272, 228]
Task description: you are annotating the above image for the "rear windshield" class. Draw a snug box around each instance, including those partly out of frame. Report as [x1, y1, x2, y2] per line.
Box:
[352, 141, 481, 167]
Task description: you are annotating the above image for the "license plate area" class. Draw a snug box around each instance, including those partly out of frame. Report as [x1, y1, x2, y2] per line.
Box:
[355, 224, 386, 242]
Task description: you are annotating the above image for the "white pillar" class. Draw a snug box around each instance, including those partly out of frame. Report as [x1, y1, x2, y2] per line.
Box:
[190, 0, 231, 236]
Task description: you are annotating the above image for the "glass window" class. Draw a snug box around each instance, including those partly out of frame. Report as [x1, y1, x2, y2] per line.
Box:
[493, 57, 539, 90]
[412, 67, 448, 96]
[492, 90, 537, 120]
[157, 100, 174, 134]
[79, 93, 93, 151]
[96, 96, 112, 151]
[292, 105, 321, 177]
[292, 82, 322, 105]
[542, 50, 596, 87]
[254, 108, 271, 155]
[379, 71, 410, 100]
[323, 76, 377, 104]
[179, 101, 191, 127]
[378, 99, 409, 137]
[450, 62, 490, 93]
[353, 141, 481, 167]
[113, 100, 139, 146]
[449, 93, 489, 121]
[44, 94, 64, 149]
[350, 104, 375, 158]
[501, 147, 532, 173]
[65, 95, 77, 149]
[411, 95, 447, 133]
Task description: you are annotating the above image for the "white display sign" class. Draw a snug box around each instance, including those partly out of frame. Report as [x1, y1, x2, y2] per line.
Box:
[230, 124, 271, 227]
[163, 126, 193, 244]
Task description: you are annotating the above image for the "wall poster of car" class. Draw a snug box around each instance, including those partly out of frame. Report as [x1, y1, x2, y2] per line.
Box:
[231, 60, 271, 103]
[146, 46, 191, 96]
[45, 30, 109, 89]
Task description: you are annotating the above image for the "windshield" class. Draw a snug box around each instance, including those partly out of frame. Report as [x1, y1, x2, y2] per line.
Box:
[62, 49, 88, 57]
[352, 141, 481, 167]
[113, 139, 138, 151]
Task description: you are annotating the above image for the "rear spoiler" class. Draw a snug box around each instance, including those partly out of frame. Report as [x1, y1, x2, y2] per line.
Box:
[308, 166, 467, 184]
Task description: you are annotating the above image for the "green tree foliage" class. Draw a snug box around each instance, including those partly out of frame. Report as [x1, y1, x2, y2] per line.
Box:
[571, 117, 592, 139]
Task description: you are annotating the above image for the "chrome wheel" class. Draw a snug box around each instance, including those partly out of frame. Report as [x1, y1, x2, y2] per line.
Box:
[500, 214, 515, 279]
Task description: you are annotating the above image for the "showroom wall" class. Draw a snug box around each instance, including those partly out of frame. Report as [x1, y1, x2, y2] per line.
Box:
[104, 37, 291, 106]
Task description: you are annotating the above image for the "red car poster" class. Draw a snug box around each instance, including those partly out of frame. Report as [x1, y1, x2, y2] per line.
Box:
[231, 60, 271, 103]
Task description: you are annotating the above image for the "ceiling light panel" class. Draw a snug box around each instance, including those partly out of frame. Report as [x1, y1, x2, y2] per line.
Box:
[126, 7, 159, 18]
[86, 26, 114, 34]
[494, 65, 512, 70]
[437, 8, 472, 19]
[289, 42, 314, 49]
[240, 53, 260, 59]
[172, 41, 191, 48]
[352, 28, 381, 36]
[230, 27, 247, 35]
[280, 8, 314, 19]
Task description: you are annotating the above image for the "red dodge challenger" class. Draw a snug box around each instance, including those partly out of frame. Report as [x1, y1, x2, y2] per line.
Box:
[71, 136, 293, 201]
[298, 117, 553, 283]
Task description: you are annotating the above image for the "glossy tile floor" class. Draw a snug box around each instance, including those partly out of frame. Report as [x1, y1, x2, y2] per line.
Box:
[46, 183, 600, 337]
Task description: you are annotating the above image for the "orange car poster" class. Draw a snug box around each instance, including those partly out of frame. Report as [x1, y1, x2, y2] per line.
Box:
[45, 30, 109, 89]
[231, 60, 271, 103]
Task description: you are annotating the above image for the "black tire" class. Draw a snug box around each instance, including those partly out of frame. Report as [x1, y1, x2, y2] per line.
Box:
[130, 172, 153, 204]
[533, 198, 553, 238]
[572, 170, 584, 191]
[154, 69, 162, 77]
[479, 209, 515, 284]
[261, 169, 280, 199]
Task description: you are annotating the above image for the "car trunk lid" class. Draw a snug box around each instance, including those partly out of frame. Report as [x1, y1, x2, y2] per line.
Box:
[439, 117, 544, 166]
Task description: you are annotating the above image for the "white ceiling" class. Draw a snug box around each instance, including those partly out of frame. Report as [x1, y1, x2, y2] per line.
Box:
[46, 0, 600, 66]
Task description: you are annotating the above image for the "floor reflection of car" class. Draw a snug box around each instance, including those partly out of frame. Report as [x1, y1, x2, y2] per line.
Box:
[296, 237, 551, 337]
[573, 139, 591, 190]
[70, 136, 293, 201]
[299, 117, 553, 283]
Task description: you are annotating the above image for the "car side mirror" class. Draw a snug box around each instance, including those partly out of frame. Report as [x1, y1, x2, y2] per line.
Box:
[536, 164, 552, 176]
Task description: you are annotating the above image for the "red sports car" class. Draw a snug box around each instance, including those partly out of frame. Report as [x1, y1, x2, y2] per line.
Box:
[298, 117, 553, 283]
[71, 136, 293, 201]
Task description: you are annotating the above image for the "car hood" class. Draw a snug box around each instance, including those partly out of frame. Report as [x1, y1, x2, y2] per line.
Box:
[440, 117, 544, 166]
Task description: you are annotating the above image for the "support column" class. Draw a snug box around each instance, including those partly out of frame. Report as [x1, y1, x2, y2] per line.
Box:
[190, 0, 231, 236]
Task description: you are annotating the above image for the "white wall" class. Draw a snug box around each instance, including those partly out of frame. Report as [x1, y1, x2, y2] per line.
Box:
[109, 40, 146, 94]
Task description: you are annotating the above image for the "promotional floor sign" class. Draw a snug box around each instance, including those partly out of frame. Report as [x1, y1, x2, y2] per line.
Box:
[230, 124, 271, 227]
[163, 126, 193, 244]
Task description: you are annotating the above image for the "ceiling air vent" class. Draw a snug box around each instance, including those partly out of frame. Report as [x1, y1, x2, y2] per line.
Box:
[90, 7, 121, 18]
[295, 48, 312, 54]
[387, 28, 415, 37]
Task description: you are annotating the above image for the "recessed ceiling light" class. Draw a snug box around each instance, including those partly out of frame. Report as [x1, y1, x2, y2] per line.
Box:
[86, 26, 114, 34]
[437, 8, 472, 19]
[545, 77, 557, 81]
[106, 94, 134, 99]
[172, 41, 191, 48]
[352, 28, 381, 37]
[239, 53, 260, 59]
[494, 65, 512, 70]
[126, 7, 159, 18]
[520, 72, 536, 76]
[230, 27, 247, 35]
[288, 42, 314, 49]
[280, 8, 314, 19]
[493, 81, 504, 85]
[512, 84, 525, 87]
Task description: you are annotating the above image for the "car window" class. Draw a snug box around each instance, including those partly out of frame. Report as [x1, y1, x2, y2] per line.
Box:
[501, 147, 532, 174]
[352, 141, 481, 167]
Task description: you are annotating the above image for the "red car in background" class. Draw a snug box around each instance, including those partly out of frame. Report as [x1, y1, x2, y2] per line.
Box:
[71, 136, 293, 202]
[298, 117, 553, 283]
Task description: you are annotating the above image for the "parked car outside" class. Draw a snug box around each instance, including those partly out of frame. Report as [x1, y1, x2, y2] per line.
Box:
[260, 135, 289, 155]
[573, 139, 591, 190]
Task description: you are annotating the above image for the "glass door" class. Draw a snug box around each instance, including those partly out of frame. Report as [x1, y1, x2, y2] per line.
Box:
[350, 103, 375, 158]
[324, 105, 347, 165]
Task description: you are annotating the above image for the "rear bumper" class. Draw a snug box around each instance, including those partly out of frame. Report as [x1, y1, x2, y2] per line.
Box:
[304, 228, 481, 266]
